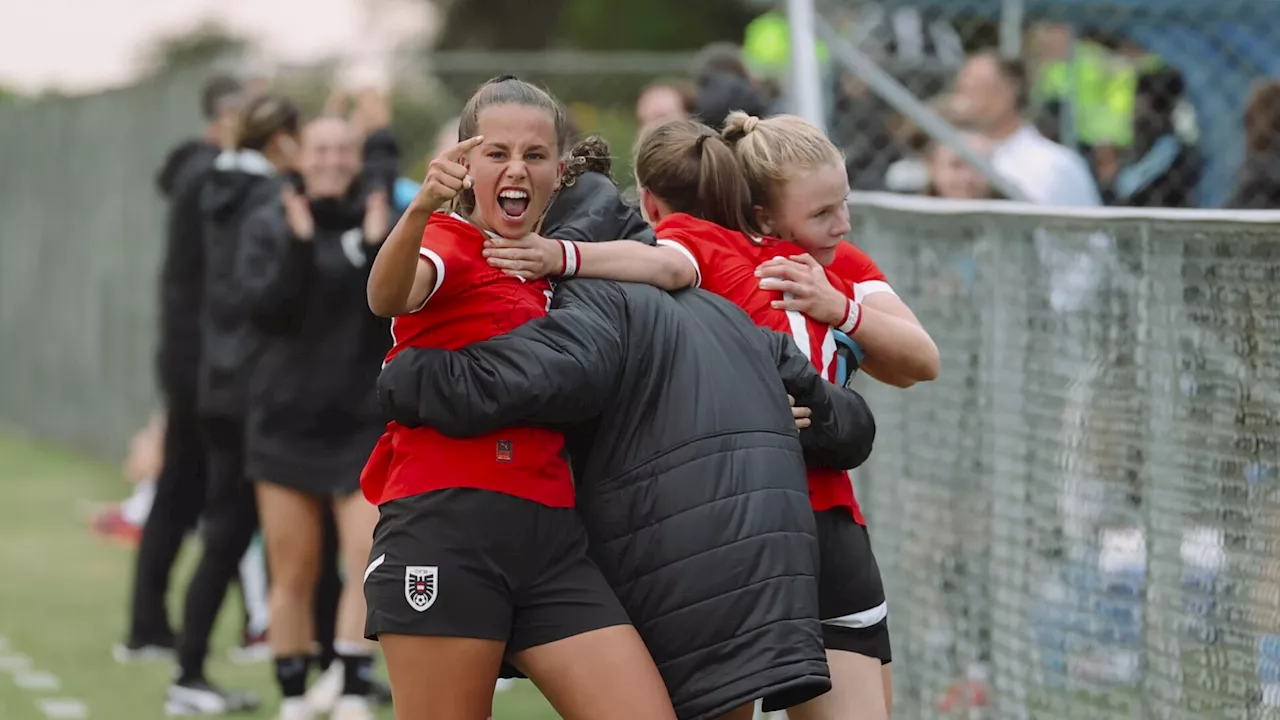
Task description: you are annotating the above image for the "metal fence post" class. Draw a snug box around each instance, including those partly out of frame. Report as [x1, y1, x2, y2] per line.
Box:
[785, 0, 826, 132]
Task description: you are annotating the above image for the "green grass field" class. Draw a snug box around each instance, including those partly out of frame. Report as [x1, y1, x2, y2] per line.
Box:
[0, 434, 561, 720]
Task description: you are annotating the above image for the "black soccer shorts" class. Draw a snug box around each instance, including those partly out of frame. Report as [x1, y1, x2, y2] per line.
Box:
[814, 508, 892, 664]
[363, 487, 632, 658]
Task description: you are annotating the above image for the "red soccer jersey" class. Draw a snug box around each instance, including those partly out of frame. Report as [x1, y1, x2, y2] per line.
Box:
[360, 212, 574, 508]
[828, 242, 897, 303]
[654, 213, 865, 524]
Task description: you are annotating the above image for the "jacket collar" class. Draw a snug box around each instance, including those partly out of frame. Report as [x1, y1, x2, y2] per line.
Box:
[214, 149, 276, 177]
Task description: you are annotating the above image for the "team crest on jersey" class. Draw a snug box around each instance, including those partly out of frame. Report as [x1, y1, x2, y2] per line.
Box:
[404, 566, 438, 612]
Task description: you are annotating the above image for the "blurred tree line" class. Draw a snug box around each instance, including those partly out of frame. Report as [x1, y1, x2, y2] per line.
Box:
[435, 0, 756, 51]
[140, 2, 758, 178]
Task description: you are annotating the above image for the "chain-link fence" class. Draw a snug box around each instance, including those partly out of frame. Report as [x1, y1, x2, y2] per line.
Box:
[790, 0, 1280, 210]
[849, 191, 1280, 720]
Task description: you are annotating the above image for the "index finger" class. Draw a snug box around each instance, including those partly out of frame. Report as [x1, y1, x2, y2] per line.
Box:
[445, 135, 484, 160]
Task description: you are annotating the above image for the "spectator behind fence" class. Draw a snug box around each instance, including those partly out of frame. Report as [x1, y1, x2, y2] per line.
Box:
[888, 94, 1001, 200]
[164, 93, 302, 716]
[1224, 80, 1280, 209]
[1101, 67, 1200, 208]
[955, 51, 1100, 206]
[635, 79, 694, 135]
[237, 116, 393, 720]
[691, 42, 771, 130]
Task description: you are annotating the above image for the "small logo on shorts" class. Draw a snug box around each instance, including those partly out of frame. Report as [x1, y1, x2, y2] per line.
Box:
[405, 566, 438, 612]
[496, 440, 512, 463]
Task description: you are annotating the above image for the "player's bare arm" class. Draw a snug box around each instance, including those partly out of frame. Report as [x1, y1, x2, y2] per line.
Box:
[483, 235, 697, 291]
[367, 135, 482, 317]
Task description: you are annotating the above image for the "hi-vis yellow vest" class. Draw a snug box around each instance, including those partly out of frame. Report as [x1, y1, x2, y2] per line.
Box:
[743, 11, 829, 76]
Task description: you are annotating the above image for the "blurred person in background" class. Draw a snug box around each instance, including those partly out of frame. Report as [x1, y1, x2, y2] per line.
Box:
[886, 94, 1002, 200]
[1028, 24, 1140, 157]
[1224, 80, 1280, 209]
[690, 43, 771, 130]
[955, 51, 1101, 206]
[237, 116, 392, 720]
[164, 93, 302, 717]
[93, 412, 165, 545]
[920, 131, 999, 201]
[635, 79, 694, 135]
[1100, 67, 1201, 208]
[117, 75, 264, 666]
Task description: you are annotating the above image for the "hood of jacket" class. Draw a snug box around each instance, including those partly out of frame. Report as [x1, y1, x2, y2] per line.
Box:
[202, 149, 278, 222]
[155, 139, 218, 198]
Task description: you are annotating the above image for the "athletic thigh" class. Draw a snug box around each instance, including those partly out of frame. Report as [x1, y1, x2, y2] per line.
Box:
[334, 489, 379, 575]
[380, 633, 504, 720]
[512, 625, 676, 720]
[786, 649, 888, 720]
[255, 482, 323, 585]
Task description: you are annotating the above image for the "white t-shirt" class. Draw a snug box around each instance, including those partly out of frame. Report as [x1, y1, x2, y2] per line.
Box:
[992, 124, 1102, 206]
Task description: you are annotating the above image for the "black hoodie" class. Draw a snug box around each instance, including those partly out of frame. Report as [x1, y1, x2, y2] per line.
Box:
[155, 139, 220, 400]
[197, 150, 283, 418]
[237, 185, 393, 474]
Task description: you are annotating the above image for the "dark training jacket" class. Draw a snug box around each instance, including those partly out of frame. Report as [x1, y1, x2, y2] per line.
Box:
[378, 279, 876, 720]
[197, 150, 282, 418]
[542, 171, 656, 245]
[237, 188, 393, 487]
[155, 139, 220, 401]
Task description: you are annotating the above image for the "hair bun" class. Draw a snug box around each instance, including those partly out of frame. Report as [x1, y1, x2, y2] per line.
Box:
[742, 115, 760, 134]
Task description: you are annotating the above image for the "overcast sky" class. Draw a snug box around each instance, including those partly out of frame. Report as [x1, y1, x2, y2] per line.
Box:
[0, 0, 432, 93]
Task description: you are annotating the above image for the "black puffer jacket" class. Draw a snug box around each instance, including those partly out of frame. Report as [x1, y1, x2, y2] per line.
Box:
[197, 150, 282, 418]
[543, 171, 656, 245]
[379, 279, 876, 720]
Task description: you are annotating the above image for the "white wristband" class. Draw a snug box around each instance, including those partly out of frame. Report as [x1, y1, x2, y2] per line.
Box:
[837, 299, 862, 335]
[558, 239, 580, 278]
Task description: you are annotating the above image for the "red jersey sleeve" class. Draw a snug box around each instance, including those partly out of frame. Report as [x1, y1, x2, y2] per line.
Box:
[831, 242, 897, 303]
[410, 218, 461, 312]
[653, 229, 705, 288]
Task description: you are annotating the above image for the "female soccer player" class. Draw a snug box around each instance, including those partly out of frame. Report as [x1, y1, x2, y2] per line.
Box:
[237, 116, 392, 720]
[480, 119, 888, 720]
[724, 111, 943, 719]
[360, 76, 676, 720]
[722, 112, 940, 390]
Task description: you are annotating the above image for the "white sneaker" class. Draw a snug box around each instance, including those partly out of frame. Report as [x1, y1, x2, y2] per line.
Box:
[278, 697, 315, 720]
[305, 662, 343, 714]
[495, 678, 516, 694]
[330, 696, 374, 720]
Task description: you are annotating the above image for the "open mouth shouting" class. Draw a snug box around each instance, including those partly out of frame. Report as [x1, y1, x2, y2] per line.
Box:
[498, 186, 531, 222]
